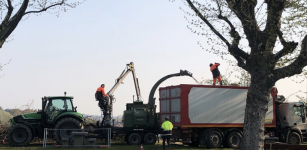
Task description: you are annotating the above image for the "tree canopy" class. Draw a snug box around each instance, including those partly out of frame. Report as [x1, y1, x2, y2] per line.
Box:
[0, 0, 85, 48]
[179, 0, 307, 149]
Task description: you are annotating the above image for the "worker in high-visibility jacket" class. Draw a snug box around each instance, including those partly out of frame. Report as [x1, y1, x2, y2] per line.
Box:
[210, 62, 223, 86]
[161, 117, 173, 150]
[95, 84, 109, 114]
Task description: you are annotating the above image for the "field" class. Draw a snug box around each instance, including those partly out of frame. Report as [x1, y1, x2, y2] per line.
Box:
[0, 142, 233, 150]
[1, 141, 307, 150]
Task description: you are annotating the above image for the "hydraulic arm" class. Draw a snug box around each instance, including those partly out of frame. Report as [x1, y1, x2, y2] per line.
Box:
[101, 62, 142, 127]
[107, 62, 142, 101]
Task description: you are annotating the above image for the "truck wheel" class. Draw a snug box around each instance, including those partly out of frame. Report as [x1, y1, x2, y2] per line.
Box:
[54, 117, 83, 144]
[7, 124, 33, 146]
[226, 131, 242, 148]
[128, 133, 141, 145]
[206, 130, 222, 148]
[144, 133, 156, 145]
[288, 132, 301, 144]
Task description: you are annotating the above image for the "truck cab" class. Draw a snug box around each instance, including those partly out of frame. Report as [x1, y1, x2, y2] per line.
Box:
[279, 102, 307, 143]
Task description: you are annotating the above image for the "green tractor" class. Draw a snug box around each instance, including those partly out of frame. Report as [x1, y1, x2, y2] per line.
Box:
[7, 96, 84, 146]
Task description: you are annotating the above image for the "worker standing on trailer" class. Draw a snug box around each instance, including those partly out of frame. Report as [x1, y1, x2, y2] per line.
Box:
[95, 84, 109, 111]
[210, 62, 223, 86]
[161, 117, 173, 150]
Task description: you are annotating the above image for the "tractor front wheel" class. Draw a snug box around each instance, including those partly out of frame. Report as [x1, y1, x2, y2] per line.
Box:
[54, 117, 83, 144]
[7, 124, 33, 146]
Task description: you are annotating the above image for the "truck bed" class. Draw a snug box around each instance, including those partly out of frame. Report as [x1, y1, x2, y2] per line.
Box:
[159, 84, 275, 128]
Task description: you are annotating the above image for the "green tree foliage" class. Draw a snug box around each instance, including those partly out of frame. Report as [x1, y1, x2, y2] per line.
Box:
[176, 0, 307, 149]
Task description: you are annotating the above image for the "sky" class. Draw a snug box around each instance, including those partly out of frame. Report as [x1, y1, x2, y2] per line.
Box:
[0, 0, 306, 117]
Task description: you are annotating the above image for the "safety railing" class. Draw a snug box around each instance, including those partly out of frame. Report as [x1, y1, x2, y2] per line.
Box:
[43, 128, 111, 148]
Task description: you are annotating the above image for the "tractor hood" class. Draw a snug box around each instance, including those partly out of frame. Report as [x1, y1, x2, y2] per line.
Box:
[10, 112, 41, 125]
[58, 112, 83, 120]
[22, 112, 41, 119]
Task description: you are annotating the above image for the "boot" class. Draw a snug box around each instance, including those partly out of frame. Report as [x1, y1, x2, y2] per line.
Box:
[220, 81, 223, 86]
[213, 83, 216, 86]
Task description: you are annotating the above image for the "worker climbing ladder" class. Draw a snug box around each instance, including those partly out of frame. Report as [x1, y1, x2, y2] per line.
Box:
[98, 95, 114, 127]
[98, 62, 141, 127]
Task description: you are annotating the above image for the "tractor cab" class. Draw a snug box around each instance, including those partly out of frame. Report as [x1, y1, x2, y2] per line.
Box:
[41, 96, 77, 125]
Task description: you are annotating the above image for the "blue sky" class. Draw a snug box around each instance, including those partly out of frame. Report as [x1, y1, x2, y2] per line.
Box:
[0, 0, 306, 116]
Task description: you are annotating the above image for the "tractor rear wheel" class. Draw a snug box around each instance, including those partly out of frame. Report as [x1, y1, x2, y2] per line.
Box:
[7, 124, 33, 146]
[54, 117, 83, 144]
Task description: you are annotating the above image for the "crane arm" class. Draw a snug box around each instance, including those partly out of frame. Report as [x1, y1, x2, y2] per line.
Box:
[131, 65, 142, 101]
[107, 62, 142, 101]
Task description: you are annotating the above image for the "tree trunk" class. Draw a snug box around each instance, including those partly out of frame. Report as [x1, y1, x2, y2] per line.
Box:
[241, 80, 271, 150]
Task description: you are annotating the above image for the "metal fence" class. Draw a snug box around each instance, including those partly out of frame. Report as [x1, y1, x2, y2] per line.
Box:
[43, 128, 111, 148]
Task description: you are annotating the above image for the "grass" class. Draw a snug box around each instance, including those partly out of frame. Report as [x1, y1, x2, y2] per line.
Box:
[3, 141, 305, 150]
[0, 142, 233, 150]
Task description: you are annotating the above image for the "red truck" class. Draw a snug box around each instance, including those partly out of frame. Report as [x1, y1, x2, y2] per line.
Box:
[159, 84, 307, 148]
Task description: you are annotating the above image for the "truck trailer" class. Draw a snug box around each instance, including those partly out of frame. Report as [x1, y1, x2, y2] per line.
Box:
[159, 84, 307, 148]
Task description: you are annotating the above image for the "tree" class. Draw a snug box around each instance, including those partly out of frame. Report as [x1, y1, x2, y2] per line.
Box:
[0, 59, 10, 77]
[0, 108, 13, 126]
[180, 0, 307, 149]
[0, 0, 85, 48]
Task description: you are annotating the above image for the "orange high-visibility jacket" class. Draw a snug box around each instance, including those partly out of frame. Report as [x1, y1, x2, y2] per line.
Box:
[96, 87, 108, 97]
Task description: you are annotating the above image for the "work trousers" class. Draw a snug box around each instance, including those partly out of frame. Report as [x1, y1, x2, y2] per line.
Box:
[213, 75, 222, 83]
[162, 135, 171, 150]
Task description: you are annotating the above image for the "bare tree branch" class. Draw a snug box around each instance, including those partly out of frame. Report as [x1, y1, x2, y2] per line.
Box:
[216, 12, 249, 69]
[187, 0, 249, 70]
[216, 2, 249, 61]
[0, 0, 13, 46]
[263, 0, 286, 52]
[216, 1, 240, 46]
[186, 0, 231, 47]
[273, 29, 298, 61]
[0, 0, 29, 48]
[272, 35, 307, 82]
[225, 0, 261, 50]
[4, 0, 13, 20]
[24, 0, 64, 15]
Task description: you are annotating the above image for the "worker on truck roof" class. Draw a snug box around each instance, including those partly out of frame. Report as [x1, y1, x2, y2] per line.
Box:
[210, 62, 223, 86]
